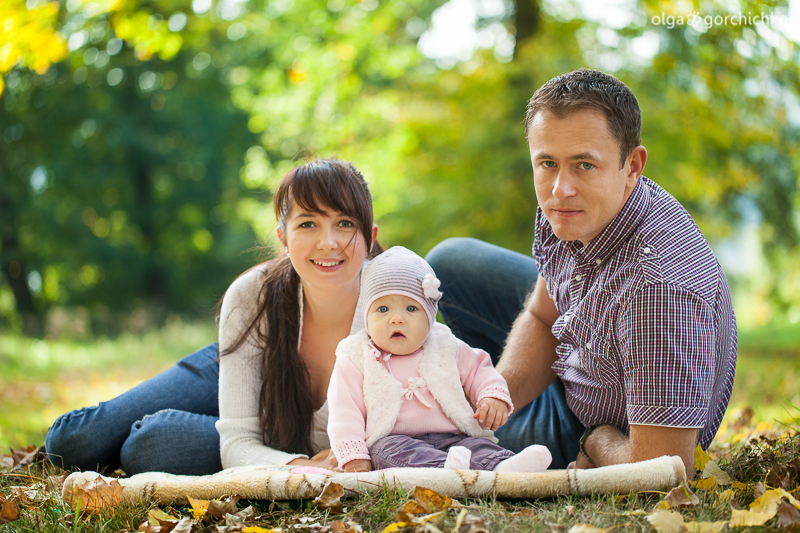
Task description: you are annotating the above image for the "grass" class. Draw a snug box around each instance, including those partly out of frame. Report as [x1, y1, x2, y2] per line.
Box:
[1, 319, 800, 532]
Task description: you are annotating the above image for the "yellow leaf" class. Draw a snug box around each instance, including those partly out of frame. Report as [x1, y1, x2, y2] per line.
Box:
[700, 461, 732, 486]
[732, 481, 751, 492]
[379, 522, 410, 533]
[646, 510, 685, 533]
[683, 520, 727, 533]
[187, 495, 210, 520]
[729, 508, 775, 527]
[715, 489, 735, 505]
[694, 444, 712, 471]
[693, 476, 716, 491]
[148, 508, 179, 525]
[751, 488, 788, 514]
[243, 527, 281, 533]
[413, 486, 451, 512]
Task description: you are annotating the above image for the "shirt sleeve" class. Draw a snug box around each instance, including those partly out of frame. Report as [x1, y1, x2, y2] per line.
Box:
[216, 267, 307, 468]
[618, 283, 715, 429]
[327, 350, 371, 467]
[456, 340, 514, 414]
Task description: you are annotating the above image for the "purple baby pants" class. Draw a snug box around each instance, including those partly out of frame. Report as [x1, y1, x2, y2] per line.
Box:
[368, 432, 515, 470]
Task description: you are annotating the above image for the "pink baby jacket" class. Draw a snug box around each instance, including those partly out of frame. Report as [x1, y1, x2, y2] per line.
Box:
[327, 323, 513, 467]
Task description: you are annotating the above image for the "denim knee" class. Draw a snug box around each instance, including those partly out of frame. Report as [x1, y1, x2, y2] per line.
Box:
[45, 406, 102, 471]
[120, 409, 222, 476]
[425, 238, 476, 281]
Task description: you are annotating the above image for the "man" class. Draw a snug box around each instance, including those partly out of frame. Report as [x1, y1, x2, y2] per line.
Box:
[426, 69, 737, 474]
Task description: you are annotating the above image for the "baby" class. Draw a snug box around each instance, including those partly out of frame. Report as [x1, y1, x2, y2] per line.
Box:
[327, 246, 551, 472]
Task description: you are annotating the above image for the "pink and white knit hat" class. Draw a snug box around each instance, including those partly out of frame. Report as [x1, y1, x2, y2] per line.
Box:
[361, 246, 442, 328]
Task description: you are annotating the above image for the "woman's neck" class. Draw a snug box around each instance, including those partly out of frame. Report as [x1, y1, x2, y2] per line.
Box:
[301, 276, 360, 327]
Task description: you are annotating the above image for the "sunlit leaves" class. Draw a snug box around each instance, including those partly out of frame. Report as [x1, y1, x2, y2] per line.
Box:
[0, 0, 66, 87]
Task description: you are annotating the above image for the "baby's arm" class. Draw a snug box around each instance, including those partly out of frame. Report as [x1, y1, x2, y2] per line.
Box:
[474, 397, 509, 431]
[457, 340, 514, 430]
[327, 352, 372, 471]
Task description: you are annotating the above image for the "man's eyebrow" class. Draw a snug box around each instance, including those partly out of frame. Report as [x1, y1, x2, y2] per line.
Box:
[533, 152, 554, 160]
[567, 152, 600, 161]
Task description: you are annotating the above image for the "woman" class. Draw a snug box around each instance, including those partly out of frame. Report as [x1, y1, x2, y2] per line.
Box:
[45, 157, 382, 475]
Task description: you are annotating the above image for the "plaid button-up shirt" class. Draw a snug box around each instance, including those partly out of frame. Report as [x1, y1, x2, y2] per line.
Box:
[533, 177, 737, 449]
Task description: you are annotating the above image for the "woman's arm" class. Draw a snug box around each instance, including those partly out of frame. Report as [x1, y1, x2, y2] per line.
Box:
[217, 267, 308, 468]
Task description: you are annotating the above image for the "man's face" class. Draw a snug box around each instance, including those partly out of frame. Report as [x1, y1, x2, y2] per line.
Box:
[528, 109, 644, 246]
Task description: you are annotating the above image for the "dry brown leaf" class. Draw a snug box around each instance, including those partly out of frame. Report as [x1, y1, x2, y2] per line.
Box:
[777, 500, 800, 532]
[754, 482, 766, 498]
[171, 517, 195, 533]
[72, 476, 124, 512]
[457, 513, 488, 533]
[225, 506, 254, 526]
[1, 455, 14, 471]
[509, 509, 536, 518]
[565, 505, 576, 517]
[413, 486, 451, 513]
[657, 482, 699, 511]
[207, 496, 241, 521]
[148, 508, 180, 526]
[314, 482, 345, 513]
[646, 510, 686, 533]
[328, 520, 361, 533]
[0, 496, 21, 525]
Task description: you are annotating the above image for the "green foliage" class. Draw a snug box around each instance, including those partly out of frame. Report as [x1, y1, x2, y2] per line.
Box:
[1, 0, 798, 333]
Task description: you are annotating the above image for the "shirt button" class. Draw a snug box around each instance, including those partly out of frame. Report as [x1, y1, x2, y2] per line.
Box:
[595, 259, 602, 265]
[643, 247, 651, 254]
[575, 274, 583, 281]
[585, 342, 591, 349]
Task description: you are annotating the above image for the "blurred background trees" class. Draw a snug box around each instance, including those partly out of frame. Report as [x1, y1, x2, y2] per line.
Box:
[1, 0, 798, 337]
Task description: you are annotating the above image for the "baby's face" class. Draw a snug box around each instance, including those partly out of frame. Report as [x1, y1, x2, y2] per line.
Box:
[367, 295, 430, 355]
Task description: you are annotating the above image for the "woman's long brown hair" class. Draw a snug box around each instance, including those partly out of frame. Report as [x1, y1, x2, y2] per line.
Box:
[220, 158, 383, 456]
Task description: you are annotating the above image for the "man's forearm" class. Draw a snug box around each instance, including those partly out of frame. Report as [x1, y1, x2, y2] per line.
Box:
[496, 285, 559, 409]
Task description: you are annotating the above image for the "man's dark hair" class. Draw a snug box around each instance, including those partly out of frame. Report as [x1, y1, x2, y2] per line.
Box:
[525, 69, 641, 168]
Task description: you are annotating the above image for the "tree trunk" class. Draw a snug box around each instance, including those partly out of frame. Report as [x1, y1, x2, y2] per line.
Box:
[514, 0, 540, 55]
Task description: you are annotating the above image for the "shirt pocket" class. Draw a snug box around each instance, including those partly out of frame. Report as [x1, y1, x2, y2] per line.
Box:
[568, 317, 617, 385]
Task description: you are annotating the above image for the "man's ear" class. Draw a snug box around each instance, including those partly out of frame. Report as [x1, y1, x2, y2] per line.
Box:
[627, 145, 648, 186]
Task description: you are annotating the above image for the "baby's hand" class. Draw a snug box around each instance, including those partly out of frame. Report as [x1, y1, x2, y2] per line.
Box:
[473, 398, 509, 431]
[343, 459, 372, 472]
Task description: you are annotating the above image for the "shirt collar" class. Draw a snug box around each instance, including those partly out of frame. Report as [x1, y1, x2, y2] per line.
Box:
[571, 176, 652, 265]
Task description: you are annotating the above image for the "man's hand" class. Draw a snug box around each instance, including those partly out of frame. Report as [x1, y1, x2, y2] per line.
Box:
[473, 398, 509, 430]
[577, 424, 697, 479]
[343, 459, 372, 472]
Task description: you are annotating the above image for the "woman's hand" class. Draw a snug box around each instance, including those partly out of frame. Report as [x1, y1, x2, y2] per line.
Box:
[288, 449, 341, 471]
[473, 398, 509, 431]
[343, 459, 372, 472]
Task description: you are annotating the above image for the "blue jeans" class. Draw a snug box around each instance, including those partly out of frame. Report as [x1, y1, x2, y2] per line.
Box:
[425, 237, 583, 469]
[45, 343, 223, 475]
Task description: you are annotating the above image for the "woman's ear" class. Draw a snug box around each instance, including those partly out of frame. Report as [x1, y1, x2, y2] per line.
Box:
[371, 224, 379, 244]
[276, 227, 289, 254]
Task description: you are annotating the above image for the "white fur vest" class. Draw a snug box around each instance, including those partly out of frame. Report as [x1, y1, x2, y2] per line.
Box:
[336, 323, 497, 447]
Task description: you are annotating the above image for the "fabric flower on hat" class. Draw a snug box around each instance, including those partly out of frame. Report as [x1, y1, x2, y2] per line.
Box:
[421, 273, 441, 301]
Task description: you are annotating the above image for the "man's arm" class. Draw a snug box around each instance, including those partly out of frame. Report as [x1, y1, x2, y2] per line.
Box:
[578, 424, 697, 479]
[496, 280, 560, 409]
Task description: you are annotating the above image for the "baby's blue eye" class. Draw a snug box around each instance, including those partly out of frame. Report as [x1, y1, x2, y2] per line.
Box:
[406, 305, 417, 312]
[378, 305, 389, 313]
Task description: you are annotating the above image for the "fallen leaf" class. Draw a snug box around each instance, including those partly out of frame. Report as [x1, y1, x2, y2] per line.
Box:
[71, 476, 124, 512]
[567, 525, 615, 533]
[701, 461, 733, 486]
[694, 445, 712, 471]
[313, 482, 344, 513]
[243, 527, 281, 533]
[682, 520, 727, 533]
[693, 477, 716, 491]
[754, 482, 766, 498]
[732, 481, 751, 492]
[149, 508, 180, 526]
[729, 508, 775, 527]
[715, 489, 735, 505]
[207, 496, 241, 521]
[656, 482, 699, 511]
[778, 500, 800, 532]
[509, 509, 537, 518]
[328, 520, 361, 533]
[378, 523, 408, 533]
[565, 505, 576, 516]
[172, 517, 195, 533]
[225, 506, 254, 526]
[646, 510, 685, 533]
[413, 487, 451, 513]
[1, 455, 14, 471]
[188, 496, 212, 520]
[0, 497, 21, 524]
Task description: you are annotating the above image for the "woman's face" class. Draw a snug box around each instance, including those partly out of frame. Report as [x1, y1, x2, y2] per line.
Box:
[278, 204, 377, 293]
